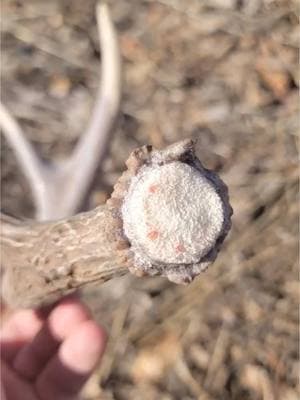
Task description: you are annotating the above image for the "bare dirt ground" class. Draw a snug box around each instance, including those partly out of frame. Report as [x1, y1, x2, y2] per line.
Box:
[1, 0, 299, 399]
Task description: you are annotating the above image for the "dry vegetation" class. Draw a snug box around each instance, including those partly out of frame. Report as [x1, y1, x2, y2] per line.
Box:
[1, 0, 299, 399]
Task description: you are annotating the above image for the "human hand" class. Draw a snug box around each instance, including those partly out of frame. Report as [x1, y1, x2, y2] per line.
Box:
[0, 298, 106, 400]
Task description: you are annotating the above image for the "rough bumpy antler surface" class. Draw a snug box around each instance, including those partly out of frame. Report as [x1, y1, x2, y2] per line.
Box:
[1, 140, 232, 308]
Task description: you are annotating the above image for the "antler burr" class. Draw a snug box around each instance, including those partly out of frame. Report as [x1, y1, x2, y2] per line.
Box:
[1, 140, 232, 308]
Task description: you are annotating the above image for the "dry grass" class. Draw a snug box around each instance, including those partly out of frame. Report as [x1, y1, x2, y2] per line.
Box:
[1, 0, 299, 399]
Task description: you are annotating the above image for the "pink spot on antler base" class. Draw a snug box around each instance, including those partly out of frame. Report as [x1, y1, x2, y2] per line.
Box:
[175, 243, 186, 253]
[147, 230, 159, 240]
[148, 184, 159, 193]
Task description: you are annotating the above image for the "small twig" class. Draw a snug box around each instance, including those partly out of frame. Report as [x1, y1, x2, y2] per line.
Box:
[1, 140, 232, 308]
[1, 25, 98, 72]
[0, 2, 121, 220]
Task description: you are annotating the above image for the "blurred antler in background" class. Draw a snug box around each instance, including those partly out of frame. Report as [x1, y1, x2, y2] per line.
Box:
[0, 3, 121, 220]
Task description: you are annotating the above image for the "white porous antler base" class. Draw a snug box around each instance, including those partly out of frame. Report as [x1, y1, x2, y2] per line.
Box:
[119, 139, 232, 284]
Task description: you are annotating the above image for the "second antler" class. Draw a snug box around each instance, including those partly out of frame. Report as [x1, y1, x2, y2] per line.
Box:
[0, 3, 121, 220]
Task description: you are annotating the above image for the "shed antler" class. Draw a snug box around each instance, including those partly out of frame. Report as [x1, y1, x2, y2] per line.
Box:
[0, 3, 121, 220]
[1, 140, 233, 308]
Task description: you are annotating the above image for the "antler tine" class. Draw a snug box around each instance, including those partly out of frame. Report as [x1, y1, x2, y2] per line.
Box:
[0, 102, 49, 213]
[60, 2, 122, 217]
[1, 2, 121, 221]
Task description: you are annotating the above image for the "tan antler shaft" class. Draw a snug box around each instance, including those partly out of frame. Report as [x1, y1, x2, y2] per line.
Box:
[1, 206, 126, 308]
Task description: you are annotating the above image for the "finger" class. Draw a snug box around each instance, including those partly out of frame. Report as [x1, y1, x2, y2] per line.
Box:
[0, 310, 44, 363]
[1, 361, 35, 400]
[13, 298, 91, 380]
[35, 292, 80, 320]
[35, 320, 106, 400]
